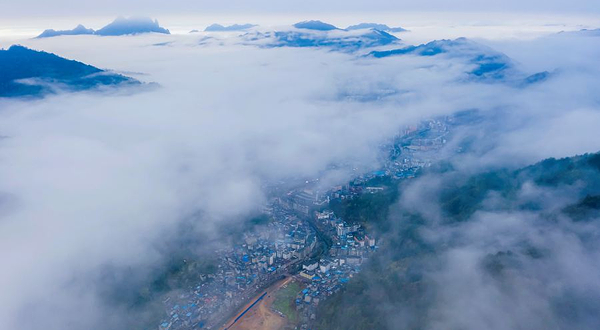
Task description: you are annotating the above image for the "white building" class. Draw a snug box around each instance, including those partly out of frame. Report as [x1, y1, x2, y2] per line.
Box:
[303, 262, 318, 271]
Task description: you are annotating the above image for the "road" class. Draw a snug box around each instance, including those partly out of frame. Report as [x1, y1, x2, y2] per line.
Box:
[220, 277, 292, 330]
[217, 210, 332, 330]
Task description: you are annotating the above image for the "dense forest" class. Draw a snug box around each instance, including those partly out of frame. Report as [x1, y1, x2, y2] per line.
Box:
[0, 45, 138, 97]
[317, 152, 600, 329]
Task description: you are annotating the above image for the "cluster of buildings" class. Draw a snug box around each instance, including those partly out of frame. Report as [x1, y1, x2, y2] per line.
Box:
[286, 117, 455, 328]
[277, 189, 329, 215]
[158, 207, 320, 330]
[157, 115, 457, 330]
[383, 118, 451, 178]
[294, 209, 378, 327]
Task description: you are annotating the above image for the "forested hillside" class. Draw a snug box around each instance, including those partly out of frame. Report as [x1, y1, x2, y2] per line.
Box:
[317, 152, 600, 330]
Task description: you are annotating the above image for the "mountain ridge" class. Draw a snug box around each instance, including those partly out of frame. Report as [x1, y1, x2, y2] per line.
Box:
[0, 45, 140, 98]
[36, 16, 170, 38]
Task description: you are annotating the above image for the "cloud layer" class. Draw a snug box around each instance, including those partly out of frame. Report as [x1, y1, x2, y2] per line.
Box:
[0, 24, 599, 329]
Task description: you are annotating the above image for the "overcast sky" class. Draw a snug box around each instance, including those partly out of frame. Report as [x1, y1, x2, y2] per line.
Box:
[2, 0, 600, 19]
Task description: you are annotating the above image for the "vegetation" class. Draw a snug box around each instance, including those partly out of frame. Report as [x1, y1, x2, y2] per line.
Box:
[438, 153, 600, 222]
[329, 175, 399, 232]
[563, 194, 600, 221]
[273, 281, 303, 324]
[102, 212, 273, 329]
[316, 152, 600, 329]
[0, 45, 137, 97]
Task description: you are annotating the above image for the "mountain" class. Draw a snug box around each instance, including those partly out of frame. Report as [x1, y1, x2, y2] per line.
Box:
[521, 71, 551, 86]
[557, 28, 600, 37]
[36, 17, 170, 38]
[370, 38, 513, 80]
[317, 152, 600, 330]
[293, 20, 338, 31]
[95, 16, 170, 36]
[346, 23, 407, 32]
[369, 37, 552, 85]
[204, 23, 256, 32]
[36, 24, 95, 38]
[245, 28, 399, 52]
[370, 38, 474, 57]
[0, 45, 140, 98]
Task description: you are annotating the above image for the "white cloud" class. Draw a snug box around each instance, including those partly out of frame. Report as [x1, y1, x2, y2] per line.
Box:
[0, 25, 599, 329]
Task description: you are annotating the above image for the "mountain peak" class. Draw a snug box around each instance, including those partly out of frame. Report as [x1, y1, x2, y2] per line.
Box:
[204, 23, 257, 32]
[346, 23, 407, 32]
[95, 16, 170, 36]
[293, 20, 338, 31]
[36, 24, 95, 38]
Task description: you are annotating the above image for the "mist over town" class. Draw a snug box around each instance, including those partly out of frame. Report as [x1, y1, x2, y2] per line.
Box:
[1, 2, 600, 330]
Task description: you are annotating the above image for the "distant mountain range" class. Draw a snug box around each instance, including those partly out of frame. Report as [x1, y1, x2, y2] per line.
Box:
[37, 24, 95, 38]
[244, 23, 400, 51]
[293, 20, 339, 31]
[291, 21, 408, 33]
[370, 38, 514, 80]
[346, 23, 407, 32]
[36, 19, 410, 38]
[370, 37, 481, 57]
[369, 37, 552, 85]
[557, 28, 600, 37]
[36, 16, 170, 38]
[204, 23, 256, 32]
[0, 45, 140, 98]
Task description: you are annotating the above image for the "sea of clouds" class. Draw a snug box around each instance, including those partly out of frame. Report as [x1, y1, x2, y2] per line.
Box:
[0, 23, 599, 329]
